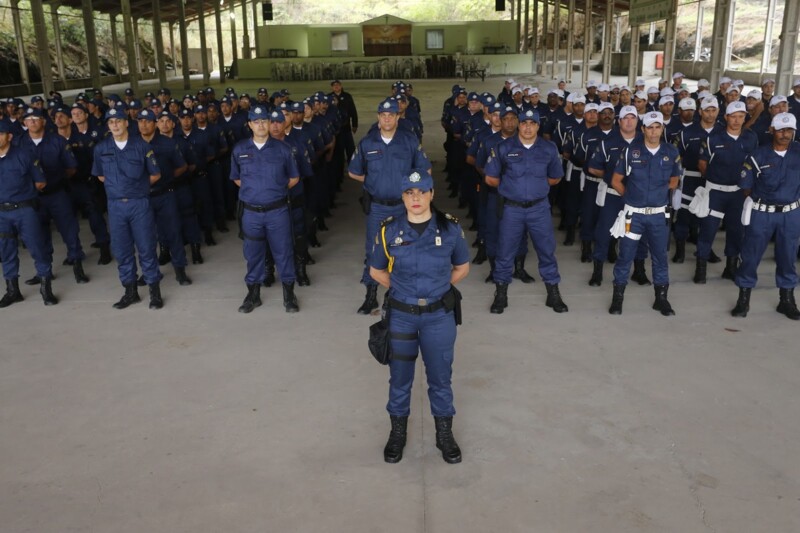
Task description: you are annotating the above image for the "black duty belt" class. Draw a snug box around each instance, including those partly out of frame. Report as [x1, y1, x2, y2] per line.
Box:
[0, 200, 36, 211]
[150, 187, 175, 197]
[389, 297, 445, 315]
[242, 199, 287, 212]
[372, 196, 403, 207]
[503, 196, 546, 208]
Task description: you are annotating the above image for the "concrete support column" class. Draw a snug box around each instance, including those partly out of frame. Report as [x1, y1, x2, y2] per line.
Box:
[662, 0, 679, 83]
[197, 0, 210, 84]
[10, 0, 30, 92]
[774, 0, 800, 95]
[614, 15, 622, 52]
[176, 0, 190, 89]
[80, 0, 102, 90]
[169, 22, 177, 76]
[120, 0, 139, 94]
[581, 0, 592, 87]
[628, 24, 641, 88]
[542, 0, 549, 76]
[214, 1, 225, 82]
[251, 0, 261, 57]
[760, 0, 777, 73]
[132, 18, 143, 75]
[109, 13, 121, 78]
[694, 0, 705, 63]
[49, 2, 66, 82]
[601, 0, 612, 83]
[151, 0, 167, 87]
[523, 0, 529, 53]
[553, 1, 560, 79]
[565, 0, 575, 82]
[532, 0, 539, 72]
[230, 2, 239, 65]
[709, 0, 735, 91]
[30, 0, 54, 97]
[241, 0, 251, 59]
[648, 22, 655, 45]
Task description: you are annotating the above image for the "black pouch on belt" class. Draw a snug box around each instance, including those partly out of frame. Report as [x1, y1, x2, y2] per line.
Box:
[359, 192, 372, 215]
[368, 296, 392, 364]
[442, 285, 463, 325]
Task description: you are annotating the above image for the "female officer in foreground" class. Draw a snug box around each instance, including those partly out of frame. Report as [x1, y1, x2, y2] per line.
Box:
[369, 169, 470, 465]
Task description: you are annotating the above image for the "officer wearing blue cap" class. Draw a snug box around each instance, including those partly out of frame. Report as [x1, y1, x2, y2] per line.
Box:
[174, 108, 207, 265]
[329, 79, 359, 162]
[731, 113, 800, 319]
[232, 106, 301, 313]
[219, 95, 250, 222]
[485, 108, 568, 314]
[349, 98, 432, 314]
[195, 102, 230, 242]
[91, 106, 164, 309]
[0, 119, 58, 307]
[608, 111, 682, 315]
[370, 168, 469, 464]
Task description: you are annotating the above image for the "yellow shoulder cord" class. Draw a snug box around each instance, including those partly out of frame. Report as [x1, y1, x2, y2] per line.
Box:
[380, 225, 394, 273]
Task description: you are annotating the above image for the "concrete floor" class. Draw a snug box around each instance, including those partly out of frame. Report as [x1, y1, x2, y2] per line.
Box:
[1, 76, 799, 533]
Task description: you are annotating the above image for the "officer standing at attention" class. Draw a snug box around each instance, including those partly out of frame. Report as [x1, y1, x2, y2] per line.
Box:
[91, 107, 164, 310]
[231, 107, 300, 314]
[731, 113, 800, 320]
[370, 169, 469, 464]
[329, 80, 358, 162]
[0, 120, 58, 307]
[608, 112, 682, 316]
[484, 109, 568, 314]
[348, 98, 431, 315]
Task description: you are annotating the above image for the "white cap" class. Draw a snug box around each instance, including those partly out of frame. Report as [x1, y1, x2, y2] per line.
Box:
[557, 78, 566, 84]
[793, 78, 800, 88]
[720, 76, 732, 85]
[584, 103, 600, 113]
[566, 93, 576, 103]
[512, 86, 523, 95]
[598, 83, 610, 92]
[700, 97, 719, 110]
[697, 79, 710, 87]
[635, 78, 646, 86]
[771, 112, 797, 130]
[598, 102, 615, 113]
[643, 111, 664, 127]
[587, 80, 598, 88]
[657, 78, 665, 84]
[634, 90, 648, 100]
[726, 86, 740, 94]
[770, 95, 788, 106]
[619, 105, 638, 118]
[726, 101, 746, 115]
[761, 78, 775, 86]
[678, 98, 697, 111]
[659, 96, 675, 107]
[551, 89, 565, 98]
[734, 79, 744, 86]
[697, 90, 712, 99]
[620, 85, 631, 92]
[672, 72, 684, 79]
[529, 87, 540, 95]
[660, 88, 675, 97]
[746, 89, 762, 100]
[506, 78, 516, 84]
[647, 86, 659, 94]
[571, 95, 587, 104]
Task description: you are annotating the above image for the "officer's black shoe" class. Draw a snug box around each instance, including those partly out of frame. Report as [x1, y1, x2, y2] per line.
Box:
[0, 278, 24, 308]
[777, 288, 800, 320]
[263, 265, 276, 287]
[357, 285, 379, 315]
[485, 258, 495, 283]
[175, 267, 192, 286]
[316, 217, 329, 232]
[468, 220, 478, 232]
[24, 275, 41, 286]
[693, 259, 707, 284]
[589, 260, 603, 287]
[688, 226, 698, 245]
[148, 282, 163, 309]
[512, 255, 535, 283]
[652, 285, 675, 316]
[238, 284, 262, 314]
[607, 239, 618, 264]
[490, 283, 508, 314]
[609, 284, 625, 315]
[563, 225, 576, 246]
[731, 287, 751, 317]
[73, 260, 89, 284]
[545, 283, 568, 313]
[39, 277, 58, 306]
[136, 275, 146, 287]
[113, 283, 141, 309]
[672, 240, 686, 263]
[580, 240, 592, 263]
[191, 244, 203, 265]
[708, 249, 722, 263]
[472, 241, 487, 264]
[204, 228, 216, 246]
[62, 257, 74, 266]
[434, 416, 462, 464]
[631, 259, 652, 286]
[282, 282, 299, 313]
[304, 250, 316, 265]
[158, 245, 171, 266]
[383, 415, 408, 464]
[98, 243, 112, 265]
[216, 219, 229, 233]
[308, 228, 321, 248]
[296, 263, 310, 286]
[721, 256, 740, 281]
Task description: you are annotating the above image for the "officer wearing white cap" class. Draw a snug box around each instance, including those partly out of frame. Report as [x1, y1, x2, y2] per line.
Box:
[670, 72, 684, 93]
[750, 95, 789, 146]
[731, 113, 800, 320]
[715, 77, 733, 109]
[760, 78, 775, 108]
[789, 79, 800, 123]
[691, 79, 711, 100]
[585, 81, 600, 105]
[498, 78, 516, 106]
[646, 87, 660, 112]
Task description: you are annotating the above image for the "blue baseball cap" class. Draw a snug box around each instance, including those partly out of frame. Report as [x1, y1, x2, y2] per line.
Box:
[0, 120, 13, 134]
[501, 105, 517, 118]
[489, 102, 504, 113]
[137, 109, 156, 121]
[23, 108, 45, 119]
[71, 103, 88, 114]
[104, 107, 127, 121]
[518, 109, 540, 123]
[400, 169, 434, 193]
[128, 99, 142, 110]
[52, 106, 71, 117]
[481, 94, 496, 106]
[157, 110, 177, 122]
[193, 104, 207, 114]
[30, 95, 44, 104]
[220, 96, 232, 105]
[377, 99, 399, 113]
[178, 108, 194, 118]
[248, 105, 269, 121]
[290, 102, 304, 113]
[268, 110, 285, 123]
[467, 92, 480, 102]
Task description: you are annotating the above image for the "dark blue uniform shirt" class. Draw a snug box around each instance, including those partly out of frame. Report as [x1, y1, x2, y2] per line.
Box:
[676, 123, 718, 171]
[614, 139, 682, 207]
[91, 135, 160, 199]
[587, 131, 642, 185]
[0, 144, 45, 202]
[229, 138, 299, 205]
[144, 132, 187, 191]
[484, 135, 564, 202]
[67, 124, 101, 178]
[281, 132, 314, 179]
[699, 128, 759, 186]
[16, 133, 77, 192]
[740, 143, 800, 205]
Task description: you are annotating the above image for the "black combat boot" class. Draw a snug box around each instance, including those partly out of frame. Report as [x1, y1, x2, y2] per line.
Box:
[113, 283, 140, 309]
[652, 284, 675, 316]
[136, 275, 146, 287]
[157, 244, 171, 266]
[204, 228, 216, 246]
[607, 239, 618, 263]
[472, 240, 487, 264]
[190, 243, 203, 265]
[148, 281, 163, 309]
[490, 283, 508, 314]
[580, 240, 592, 263]
[39, 277, 58, 306]
[777, 288, 800, 320]
[485, 258, 495, 283]
[730, 287, 751, 317]
[263, 262, 276, 287]
[357, 285, 378, 315]
[721, 256, 740, 281]
[73, 260, 89, 284]
[174, 267, 192, 286]
[383, 415, 408, 464]
[589, 260, 603, 287]
[631, 259, 652, 286]
[0, 278, 24, 308]
[563, 225, 576, 246]
[708, 249, 722, 263]
[98, 243, 112, 265]
[693, 259, 707, 284]
[545, 283, 568, 313]
[216, 219, 229, 233]
[238, 284, 262, 314]
[24, 274, 41, 286]
[672, 240, 686, 263]
[512, 255, 535, 283]
[282, 282, 299, 313]
[308, 225, 321, 248]
[433, 416, 462, 464]
[609, 284, 625, 315]
[295, 261, 310, 286]
[316, 217, 329, 232]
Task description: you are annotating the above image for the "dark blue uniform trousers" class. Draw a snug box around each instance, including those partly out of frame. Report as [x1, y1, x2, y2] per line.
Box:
[613, 212, 670, 286]
[362, 202, 406, 285]
[562, 167, 584, 227]
[108, 198, 162, 286]
[241, 206, 295, 285]
[38, 189, 85, 262]
[69, 180, 110, 245]
[696, 189, 744, 260]
[206, 163, 225, 227]
[735, 209, 800, 289]
[0, 206, 52, 279]
[593, 194, 648, 262]
[174, 184, 202, 245]
[484, 190, 528, 259]
[579, 178, 602, 242]
[672, 175, 703, 242]
[388, 307, 456, 417]
[150, 192, 188, 268]
[495, 202, 560, 285]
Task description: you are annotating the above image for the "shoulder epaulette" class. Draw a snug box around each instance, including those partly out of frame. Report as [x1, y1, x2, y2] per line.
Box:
[444, 213, 459, 224]
[379, 216, 395, 227]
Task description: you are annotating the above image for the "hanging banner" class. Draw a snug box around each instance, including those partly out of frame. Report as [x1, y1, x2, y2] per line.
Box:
[629, 0, 672, 25]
